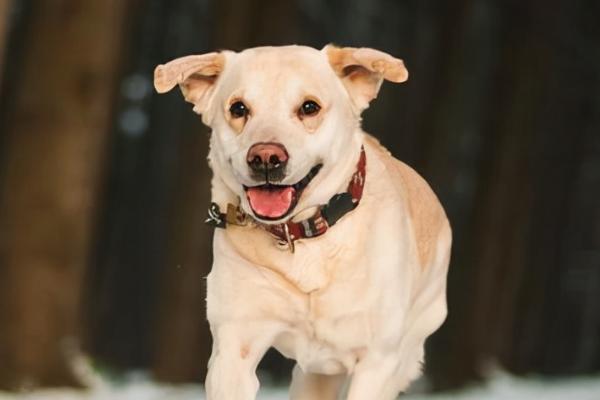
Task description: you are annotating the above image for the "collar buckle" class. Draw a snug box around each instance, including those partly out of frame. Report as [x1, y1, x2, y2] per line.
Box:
[226, 203, 248, 226]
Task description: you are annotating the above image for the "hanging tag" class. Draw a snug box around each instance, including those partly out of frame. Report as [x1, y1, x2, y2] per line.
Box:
[283, 224, 295, 253]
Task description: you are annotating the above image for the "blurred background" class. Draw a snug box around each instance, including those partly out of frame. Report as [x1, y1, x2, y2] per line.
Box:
[0, 0, 599, 396]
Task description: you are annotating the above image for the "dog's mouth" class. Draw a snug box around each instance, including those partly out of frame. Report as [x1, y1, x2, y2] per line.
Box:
[244, 164, 323, 220]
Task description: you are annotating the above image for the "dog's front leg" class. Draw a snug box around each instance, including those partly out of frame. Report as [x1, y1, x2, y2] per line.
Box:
[205, 322, 274, 400]
[345, 354, 401, 400]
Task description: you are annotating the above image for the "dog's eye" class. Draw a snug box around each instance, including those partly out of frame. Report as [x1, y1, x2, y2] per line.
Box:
[229, 101, 249, 119]
[299, 100, 321, 117]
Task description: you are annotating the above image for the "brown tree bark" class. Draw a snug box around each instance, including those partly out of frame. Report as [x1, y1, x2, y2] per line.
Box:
[151, 130, 214, 382]
[0, 0, 128, 389]
[0, 0, 11, 85]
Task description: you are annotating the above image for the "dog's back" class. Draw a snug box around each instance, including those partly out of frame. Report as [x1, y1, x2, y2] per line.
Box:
[364, 134, 449, 271]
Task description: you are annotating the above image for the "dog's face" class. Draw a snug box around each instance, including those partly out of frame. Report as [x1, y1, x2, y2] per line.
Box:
[155, 45, 407, 223]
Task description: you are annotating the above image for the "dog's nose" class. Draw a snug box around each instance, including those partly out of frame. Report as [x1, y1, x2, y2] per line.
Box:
[246, 142, 288, 182]
[247, 142, 288, 166]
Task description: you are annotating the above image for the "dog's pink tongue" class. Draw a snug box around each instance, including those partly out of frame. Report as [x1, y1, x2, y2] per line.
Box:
[246, 186, 295, 219]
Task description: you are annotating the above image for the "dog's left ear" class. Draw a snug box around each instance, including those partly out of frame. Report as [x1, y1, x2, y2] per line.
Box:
[324, 45, 408, 111]
[154, 52, 226, 115]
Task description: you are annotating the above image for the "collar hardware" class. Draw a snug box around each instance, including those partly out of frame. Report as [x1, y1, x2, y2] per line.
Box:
[226, 203, 248, 226]
[321, 192, 356, 227]
[205, 203, 226, 228]
[282, 223, 295, 253]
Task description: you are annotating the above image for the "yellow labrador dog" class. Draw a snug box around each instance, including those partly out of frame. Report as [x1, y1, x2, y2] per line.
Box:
[154, 45, 451, 400]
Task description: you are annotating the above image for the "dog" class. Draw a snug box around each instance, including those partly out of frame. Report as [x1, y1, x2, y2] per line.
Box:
[154, 45, 451, 400]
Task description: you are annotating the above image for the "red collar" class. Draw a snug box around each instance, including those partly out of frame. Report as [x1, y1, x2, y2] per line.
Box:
[206, 146, 366, 252]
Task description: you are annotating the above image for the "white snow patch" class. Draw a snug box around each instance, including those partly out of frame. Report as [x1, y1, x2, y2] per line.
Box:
[1, 372, 599, 399]
[406, 372, 600, 400]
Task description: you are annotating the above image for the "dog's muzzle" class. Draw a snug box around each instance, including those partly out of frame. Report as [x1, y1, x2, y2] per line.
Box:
[243, 163, 322, 221]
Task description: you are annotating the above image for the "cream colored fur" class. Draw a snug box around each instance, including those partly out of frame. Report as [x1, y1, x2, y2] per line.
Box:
[154, 45, 451, 400]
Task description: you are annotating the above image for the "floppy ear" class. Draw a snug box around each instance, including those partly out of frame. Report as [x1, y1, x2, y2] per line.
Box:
[154, 52, 226, 115]
[324, 45, 408, 111]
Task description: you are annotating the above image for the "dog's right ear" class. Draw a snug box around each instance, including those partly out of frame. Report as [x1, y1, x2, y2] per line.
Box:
[154, 52, 226, 115]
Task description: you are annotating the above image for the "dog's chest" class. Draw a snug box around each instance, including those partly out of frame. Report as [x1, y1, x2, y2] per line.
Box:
[274, 261, 376, 375]
[226, 224, 381, 373]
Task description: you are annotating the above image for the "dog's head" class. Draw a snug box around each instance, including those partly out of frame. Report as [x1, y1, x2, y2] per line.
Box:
[154, 45, 407, 223]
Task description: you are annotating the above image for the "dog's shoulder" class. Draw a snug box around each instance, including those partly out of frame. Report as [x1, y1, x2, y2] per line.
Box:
[364, 134, 450, 269]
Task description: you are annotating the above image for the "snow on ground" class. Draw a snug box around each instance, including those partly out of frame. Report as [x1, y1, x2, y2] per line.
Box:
[406, 372, 600, 400]
[1, 372, 600, 400]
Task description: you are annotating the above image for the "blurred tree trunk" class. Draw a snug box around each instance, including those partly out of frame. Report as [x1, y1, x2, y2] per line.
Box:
[0, 0, 11, 84]
[0, 0, 128, 389]
[151, 131, 214, 382]
[425, 0, 600, 388]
